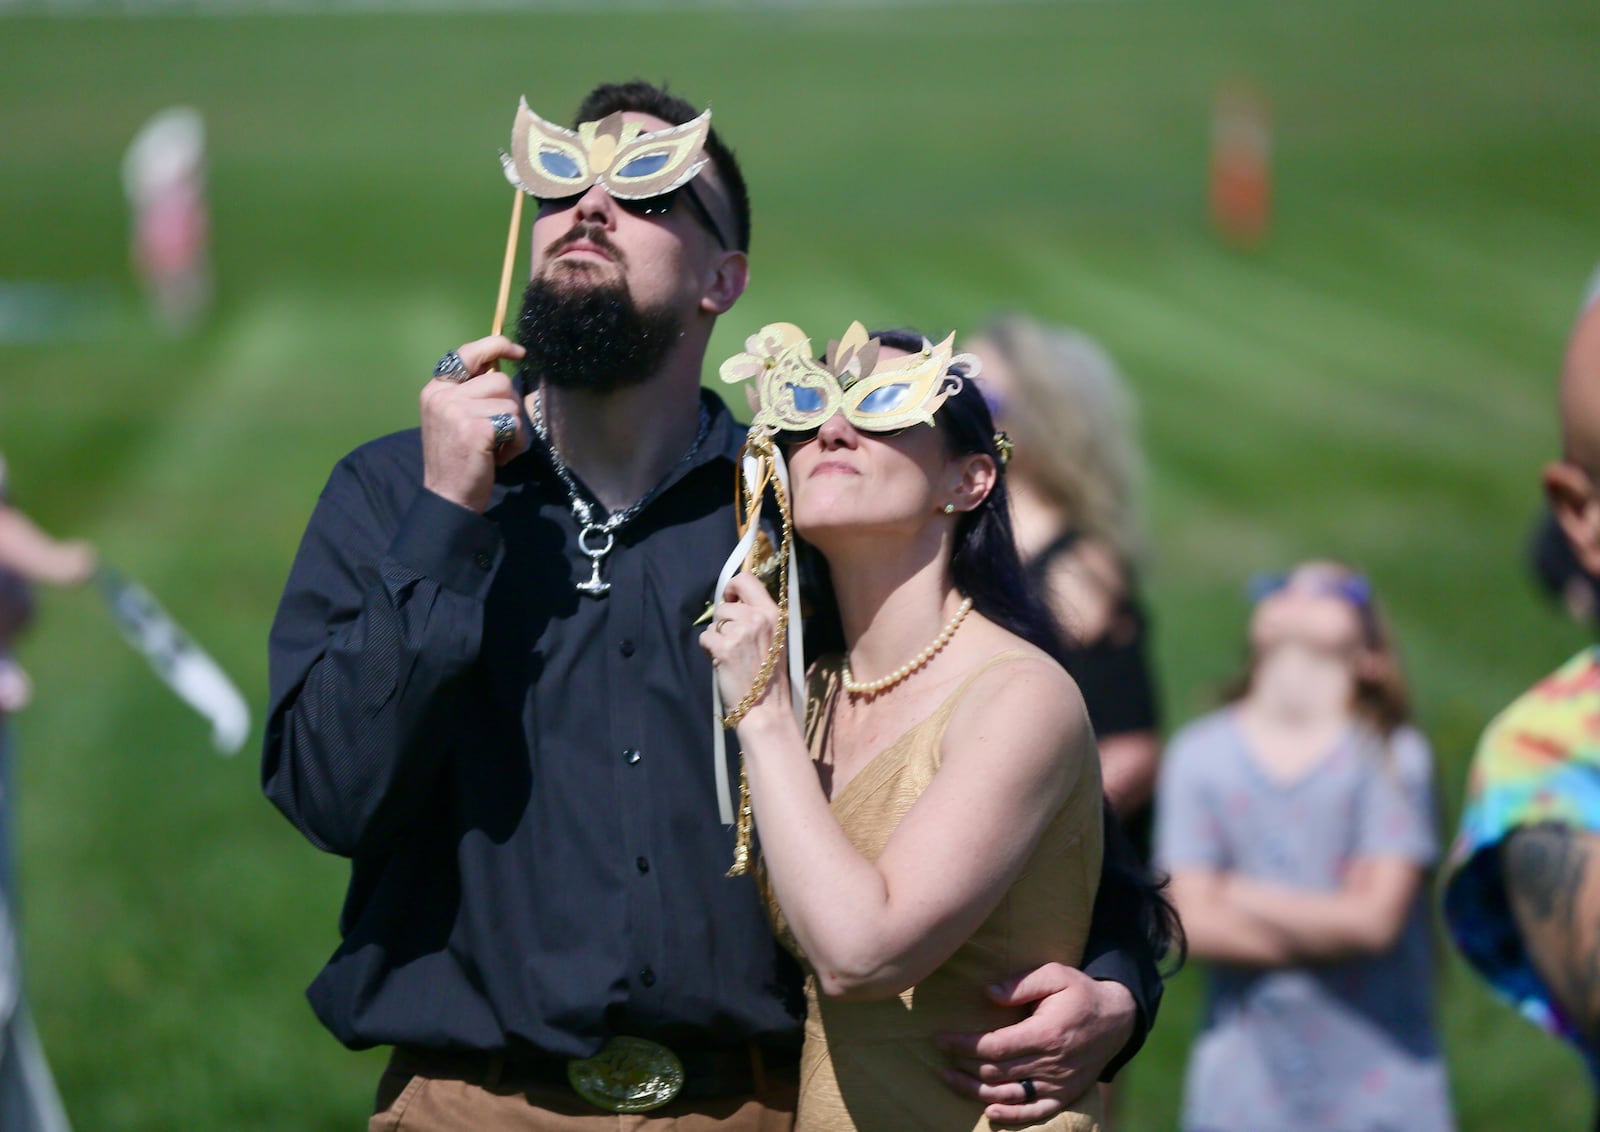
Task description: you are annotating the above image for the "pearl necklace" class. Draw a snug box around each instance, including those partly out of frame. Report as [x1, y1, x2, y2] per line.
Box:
[841, 597, 974, 697]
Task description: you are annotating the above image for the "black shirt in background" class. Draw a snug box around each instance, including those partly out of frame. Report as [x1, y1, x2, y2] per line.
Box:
[1028, 529, 1162, 863]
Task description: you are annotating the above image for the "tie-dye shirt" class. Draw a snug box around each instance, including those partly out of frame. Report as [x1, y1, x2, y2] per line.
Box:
[1443, 647, 1600, 1075]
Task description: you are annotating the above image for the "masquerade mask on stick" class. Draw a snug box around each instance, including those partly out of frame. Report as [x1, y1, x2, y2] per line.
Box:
[708, 322, 980, 874]
[503, 99, 712, 202]
[720, 322, 976, 439]
[487, 99, 725, 336]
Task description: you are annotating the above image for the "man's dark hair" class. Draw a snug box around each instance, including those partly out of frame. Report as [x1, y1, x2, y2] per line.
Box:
[573, 80, 752, 253]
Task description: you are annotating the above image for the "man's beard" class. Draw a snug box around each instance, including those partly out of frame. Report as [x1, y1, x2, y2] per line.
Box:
[515, 272, 683, 395]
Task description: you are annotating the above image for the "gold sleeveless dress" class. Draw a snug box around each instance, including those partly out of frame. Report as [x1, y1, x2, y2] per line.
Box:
[762, 651, 1105, 1132]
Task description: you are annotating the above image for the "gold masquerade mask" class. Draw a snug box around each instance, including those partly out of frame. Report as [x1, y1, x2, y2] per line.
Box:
[500, 99, 713, 203]
[709, 323, 979, 875]
[718, 322, 979, 438]
[484, 98, 724, 341]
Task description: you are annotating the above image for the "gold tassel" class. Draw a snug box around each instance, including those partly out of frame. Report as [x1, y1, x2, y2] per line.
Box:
[722, 435, 793, 876]
[726, 756, 754, 877]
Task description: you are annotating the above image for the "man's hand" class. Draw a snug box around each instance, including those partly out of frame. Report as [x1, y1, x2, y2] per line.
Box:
[935, 963, 1136, 1124]
[420, 336, 528, 514]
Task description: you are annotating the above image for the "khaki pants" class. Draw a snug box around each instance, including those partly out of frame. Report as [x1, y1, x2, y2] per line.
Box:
[370, 1049, 798, 1132]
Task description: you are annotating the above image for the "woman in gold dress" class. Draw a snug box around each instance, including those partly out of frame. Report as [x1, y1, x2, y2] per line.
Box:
[702, 325, 1176, 1131]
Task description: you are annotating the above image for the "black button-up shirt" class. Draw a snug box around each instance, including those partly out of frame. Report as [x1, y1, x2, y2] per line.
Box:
[264, 392, 1158, 1066]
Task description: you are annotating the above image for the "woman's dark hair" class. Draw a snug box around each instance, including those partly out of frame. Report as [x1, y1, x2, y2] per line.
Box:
[798, 326, 1184, 971]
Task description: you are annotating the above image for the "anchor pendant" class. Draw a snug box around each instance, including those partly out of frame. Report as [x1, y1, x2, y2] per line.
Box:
[576, 524, 615, 597]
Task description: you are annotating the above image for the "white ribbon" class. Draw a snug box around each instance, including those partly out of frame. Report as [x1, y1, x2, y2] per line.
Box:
[711, 447, 805, 826]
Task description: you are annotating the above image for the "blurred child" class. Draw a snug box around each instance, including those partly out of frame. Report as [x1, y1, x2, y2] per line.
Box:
[1156, 562, 1454, 1132]
[0, 450, 93, 1132]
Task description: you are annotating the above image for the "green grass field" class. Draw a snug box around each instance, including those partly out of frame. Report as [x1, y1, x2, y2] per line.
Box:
[2, 1, 1598, 1127]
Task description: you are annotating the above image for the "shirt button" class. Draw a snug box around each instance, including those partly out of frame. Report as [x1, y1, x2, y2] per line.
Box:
[619, 638, 636, 657]
[473, 551, 493, 571]
[636, 856, 650, 874]
[639, 967, 657, 988]
[623, 748, 641, 765]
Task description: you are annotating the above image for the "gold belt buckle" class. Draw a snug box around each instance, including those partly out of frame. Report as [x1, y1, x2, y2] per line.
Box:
[567, 1036, 685, 1114]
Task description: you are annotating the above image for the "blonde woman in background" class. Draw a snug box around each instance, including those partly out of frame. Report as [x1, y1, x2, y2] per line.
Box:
[966, 316, 1161, 856]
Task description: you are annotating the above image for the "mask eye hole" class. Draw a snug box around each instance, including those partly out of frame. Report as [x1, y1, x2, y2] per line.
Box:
[787, 383, 826, 414]
[616, 152, 670, 178]
[856, 384, 912, 415]
[538, 150, 582, 179]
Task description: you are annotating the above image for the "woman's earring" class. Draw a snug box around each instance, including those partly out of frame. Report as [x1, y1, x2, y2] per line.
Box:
[942, 503, 956, 514]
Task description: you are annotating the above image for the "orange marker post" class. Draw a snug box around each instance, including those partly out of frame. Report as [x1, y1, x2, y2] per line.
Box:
[1210, 81, 1272, 249]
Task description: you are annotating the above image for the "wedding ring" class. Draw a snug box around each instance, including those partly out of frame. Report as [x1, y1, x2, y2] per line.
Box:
[432, 349, 471, 383]
[1020, 1079, 1037, 1105]
[490, 412, 517, 448]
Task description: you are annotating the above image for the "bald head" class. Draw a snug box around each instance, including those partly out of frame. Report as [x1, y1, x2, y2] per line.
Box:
[1545, 295, 1600, 575]
[1559, 298, 1600, 468]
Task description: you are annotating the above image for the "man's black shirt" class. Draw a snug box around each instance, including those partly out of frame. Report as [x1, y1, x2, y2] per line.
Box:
[263, 392, 1159, 1067]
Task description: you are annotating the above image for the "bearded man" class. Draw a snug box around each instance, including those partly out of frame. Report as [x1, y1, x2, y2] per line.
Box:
[264, 80, 1164, 1130]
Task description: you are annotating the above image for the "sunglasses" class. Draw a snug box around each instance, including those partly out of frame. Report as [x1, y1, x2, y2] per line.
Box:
[1247, 570, 1373, 608]
[537, 180, 732, 250]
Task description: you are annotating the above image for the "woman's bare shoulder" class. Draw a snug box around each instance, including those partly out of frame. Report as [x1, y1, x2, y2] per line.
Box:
[943, 622, 1089, 758]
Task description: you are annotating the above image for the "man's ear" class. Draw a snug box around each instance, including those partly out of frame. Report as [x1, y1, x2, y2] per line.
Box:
[1545, 460, 1600, 577]
[700, 250, 748, 316]
[952, 453, 998, 513]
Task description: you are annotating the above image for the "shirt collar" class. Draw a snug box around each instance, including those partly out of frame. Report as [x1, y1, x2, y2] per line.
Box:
[701, 387, 751, 467]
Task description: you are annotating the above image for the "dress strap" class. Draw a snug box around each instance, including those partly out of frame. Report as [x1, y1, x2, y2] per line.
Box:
[927, 648, 1037, 727]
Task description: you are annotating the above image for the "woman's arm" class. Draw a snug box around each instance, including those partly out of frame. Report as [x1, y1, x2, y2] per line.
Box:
[1100, 730, 1160, 816]
[1040, 541, 1160, 817]
[706, 575, 1092, 1000]
[737, 655, 1090, 999]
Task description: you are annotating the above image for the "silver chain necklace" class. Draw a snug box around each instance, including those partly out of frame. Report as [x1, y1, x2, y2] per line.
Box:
[532, 386, 711, 597]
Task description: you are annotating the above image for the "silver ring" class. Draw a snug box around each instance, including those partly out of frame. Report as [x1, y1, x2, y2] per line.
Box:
[1019, 1079, 1037, 1105]
[490, 412, 517, 448]
[433, 349, 471, 384]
